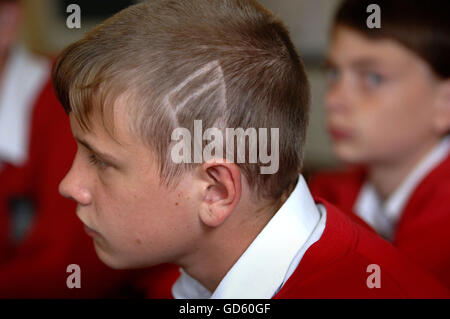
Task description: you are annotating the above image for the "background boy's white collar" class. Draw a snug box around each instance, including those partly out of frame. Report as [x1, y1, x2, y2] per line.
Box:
[355, 136, 450, 240]
[172, 175, 327, 299]
[0, 45, 49, 168]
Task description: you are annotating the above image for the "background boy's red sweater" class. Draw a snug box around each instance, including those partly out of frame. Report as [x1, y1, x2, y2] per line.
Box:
[274, 200, 449, 298]
[308, 157, 450, 289]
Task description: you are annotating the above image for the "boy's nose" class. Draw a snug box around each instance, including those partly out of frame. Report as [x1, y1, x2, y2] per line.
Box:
[58, 165, 92, 206]
[324, 80, 351, 113]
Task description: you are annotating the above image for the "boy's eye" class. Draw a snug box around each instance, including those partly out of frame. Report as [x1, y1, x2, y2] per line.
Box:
[88, 153, 109, 169]
[365, 72, 384, 87]
[326, 68, 340, 84]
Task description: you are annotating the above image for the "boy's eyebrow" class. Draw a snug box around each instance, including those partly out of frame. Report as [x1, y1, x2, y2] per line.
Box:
[74, 136, 120, 163]
[350, 58, 383, 69]
[324, 57, 383, 70]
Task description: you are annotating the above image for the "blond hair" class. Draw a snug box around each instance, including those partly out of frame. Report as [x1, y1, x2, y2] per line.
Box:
[53, 0, 310, 200]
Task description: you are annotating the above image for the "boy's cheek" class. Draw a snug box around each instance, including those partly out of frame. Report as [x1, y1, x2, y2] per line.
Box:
[93, 228, 142, 263]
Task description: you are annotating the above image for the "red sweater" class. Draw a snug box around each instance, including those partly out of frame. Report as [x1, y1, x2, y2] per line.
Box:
[158, 199, 448, 299]
[308, 156, 450, 289]
[0, 79, 178, 298]
[274, 200, 449, 298]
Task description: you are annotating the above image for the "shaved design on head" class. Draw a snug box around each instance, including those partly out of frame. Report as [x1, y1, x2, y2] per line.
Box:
[164, 60, 227, 128]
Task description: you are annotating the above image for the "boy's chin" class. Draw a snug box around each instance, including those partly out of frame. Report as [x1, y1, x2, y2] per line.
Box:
[333, 144, 367, 165]
[93, 243, 133, 269]
[94, 244, 159, 270]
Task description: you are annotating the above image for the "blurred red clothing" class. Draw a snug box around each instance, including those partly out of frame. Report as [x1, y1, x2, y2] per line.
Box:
[309, 156, 450, 289]
[274, 199, 449, 298]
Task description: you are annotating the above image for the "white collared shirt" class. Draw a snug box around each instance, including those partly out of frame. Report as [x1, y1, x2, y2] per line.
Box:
[354, 137, 450, 240]
[0, 45, 50, 169]
[172, 175, 327, 299]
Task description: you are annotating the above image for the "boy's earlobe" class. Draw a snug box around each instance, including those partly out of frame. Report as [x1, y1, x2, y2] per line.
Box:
[199, 204, 229, 228]
[199, 162, 242, 228]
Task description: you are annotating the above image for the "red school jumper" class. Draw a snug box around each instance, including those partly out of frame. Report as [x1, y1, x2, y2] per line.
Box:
[274, 200, 449, 298]
[308, 157, 450, 289]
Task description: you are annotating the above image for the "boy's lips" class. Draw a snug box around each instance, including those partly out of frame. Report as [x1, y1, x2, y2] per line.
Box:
[76, 208, 100, 237]
[328, 126, 353, 141]
[84, 224, 101, 238]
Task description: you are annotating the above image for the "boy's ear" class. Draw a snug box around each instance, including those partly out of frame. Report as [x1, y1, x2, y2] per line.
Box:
[434, 80, 450, 134]
[199, 160, 242, 228]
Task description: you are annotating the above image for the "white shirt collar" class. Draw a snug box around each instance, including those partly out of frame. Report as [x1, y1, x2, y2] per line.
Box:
[172, 175, 326, 299]
[0, 45, 50, 166]
[355, 137, 450, 239]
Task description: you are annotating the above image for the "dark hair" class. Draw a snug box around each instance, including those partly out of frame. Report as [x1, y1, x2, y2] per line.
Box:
[333, 0, 450, 79]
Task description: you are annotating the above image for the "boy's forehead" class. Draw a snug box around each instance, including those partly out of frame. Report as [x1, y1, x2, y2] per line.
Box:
[68, 98, 141, 157]
[69, 112, 157, 170]
[329, 26, 420, 70]
[330, 27, 386, 59]
[69, 92, 134, 142]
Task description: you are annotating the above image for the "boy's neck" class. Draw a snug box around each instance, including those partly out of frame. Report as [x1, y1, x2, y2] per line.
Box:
[368, 138, 441, 200]
[179, 195, 287, 294]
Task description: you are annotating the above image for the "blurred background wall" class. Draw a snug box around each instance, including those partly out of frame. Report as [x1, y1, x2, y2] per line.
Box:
[20, 0, 342, 173]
